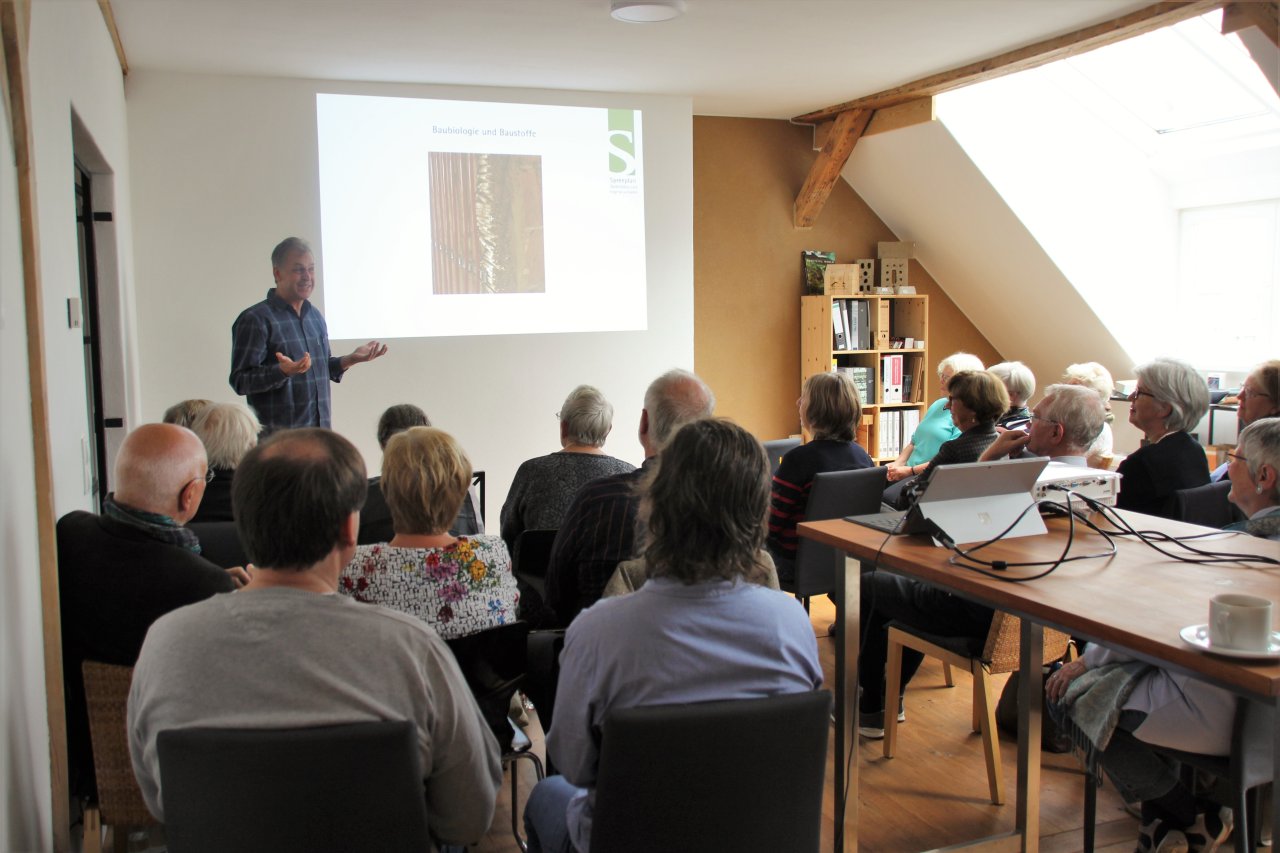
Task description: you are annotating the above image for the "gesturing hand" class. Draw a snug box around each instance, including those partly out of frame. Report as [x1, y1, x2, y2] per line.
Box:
[350, 340, 388, 364]
[276, 351, 312, 376]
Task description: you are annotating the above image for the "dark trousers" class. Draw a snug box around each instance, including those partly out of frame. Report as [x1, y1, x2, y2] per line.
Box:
[857, 570, 994, 713]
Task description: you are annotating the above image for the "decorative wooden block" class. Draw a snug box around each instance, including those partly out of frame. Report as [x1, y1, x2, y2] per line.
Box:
[857, 259, 875, 293]
[880, 258, 908, 288]
[823, 264, 860, 296]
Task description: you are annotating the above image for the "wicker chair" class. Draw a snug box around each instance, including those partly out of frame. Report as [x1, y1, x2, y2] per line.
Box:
[882, 611, 1071, 804]
[81, 661, 159, 853]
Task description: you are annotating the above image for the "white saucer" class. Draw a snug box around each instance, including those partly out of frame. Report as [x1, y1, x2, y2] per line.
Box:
[1179, 624, 1280, 659]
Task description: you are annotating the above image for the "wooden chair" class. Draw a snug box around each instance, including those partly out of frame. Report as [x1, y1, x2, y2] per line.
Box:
[81, 662, 159, 853]
[779, 466, 888, 611]
[445, 621, 544, 852]
[882, 611, 1071, 804]
[590, 690, 832, 853]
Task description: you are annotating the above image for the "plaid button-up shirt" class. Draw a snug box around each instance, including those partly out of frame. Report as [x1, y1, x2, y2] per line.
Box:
[229, 289, 345, 431]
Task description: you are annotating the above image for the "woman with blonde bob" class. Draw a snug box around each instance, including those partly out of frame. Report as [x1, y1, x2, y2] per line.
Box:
[339, 426, 518, 639]
[767, 371, 873, 580]
[1062, 361, 1116, 468]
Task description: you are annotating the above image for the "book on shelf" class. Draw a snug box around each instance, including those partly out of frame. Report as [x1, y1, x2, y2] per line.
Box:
[857, 301, 871, 350]
[881, 354, 904, 404]
[837, 366, 875, 408]
[802, 250, 835, 296]
[844, 300, 857, 349]
[901, 408, 921, 444]
[908, 357, 926, 403]
[902, 371, 913, 401]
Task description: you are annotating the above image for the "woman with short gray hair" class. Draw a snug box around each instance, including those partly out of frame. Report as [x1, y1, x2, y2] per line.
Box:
[1116, 357, 1211, 519]
[988, 361, 1035, 427]
[189, 402, 261, 523]
[1226, 416, 1280, 539]
[500, 385, 635, 555]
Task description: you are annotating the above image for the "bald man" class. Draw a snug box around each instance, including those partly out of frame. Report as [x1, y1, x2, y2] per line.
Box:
[57, 423, 244, 801]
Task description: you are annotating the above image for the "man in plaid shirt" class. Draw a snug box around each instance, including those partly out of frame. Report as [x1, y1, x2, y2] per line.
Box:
[230, 237, 387, 432]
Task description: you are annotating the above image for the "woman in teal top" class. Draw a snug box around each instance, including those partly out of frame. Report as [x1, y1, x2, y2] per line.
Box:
[887, 352, 985, 483]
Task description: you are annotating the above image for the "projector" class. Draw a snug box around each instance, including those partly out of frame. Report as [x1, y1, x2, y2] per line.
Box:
[1033, 462, 1121, 507]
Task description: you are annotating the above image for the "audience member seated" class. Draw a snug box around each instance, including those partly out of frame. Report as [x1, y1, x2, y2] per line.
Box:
[1212, 360, 1280, 481]
[500, 384, 635, 554]
[988, 361, 1035, 427]
[339, 426, 519, 639]
[127, 428, 502, 847]
[891, 369, 1010, 509]
[58, 423, 244, 801]
[522, 419, 823, 853]
[766, 371, 873, 581]
[1042, 427, 1280, 852]
[1116, 357, 1210, 519]
[1225, 416, 1280, 539]
[979, 383, 1106, 467]
[886, 352, 984, 484]
[1062, 361, 1117, 469]
[188, 402, 260, 522]
[544, 369, 715, 628]
[359, 403, 482, 544]
[161, 398, 212, 430]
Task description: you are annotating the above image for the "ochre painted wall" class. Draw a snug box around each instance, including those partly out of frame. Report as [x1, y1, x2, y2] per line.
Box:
[694, 116, 1002, 440]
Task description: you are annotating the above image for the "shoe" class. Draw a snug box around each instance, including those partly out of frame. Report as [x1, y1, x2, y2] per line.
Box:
[1137, 817, 1190, 853]
[857, 702, 907, 739]
[1184, 806, 1232, 853]
[827, 621, 837, 637]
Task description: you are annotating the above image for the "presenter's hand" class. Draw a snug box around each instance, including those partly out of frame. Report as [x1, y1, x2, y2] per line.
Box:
[349, 340, 388, 364]
[276, 351, 312, 376]
[1045, 657, 1086, 704]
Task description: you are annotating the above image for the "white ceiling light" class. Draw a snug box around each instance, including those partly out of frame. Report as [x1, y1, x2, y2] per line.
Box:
[610, 0, 686, 23]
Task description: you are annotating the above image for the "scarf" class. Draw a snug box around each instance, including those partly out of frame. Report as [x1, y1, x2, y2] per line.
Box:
[1049, 660, 1151, 780]
[103, 495, 202, 554]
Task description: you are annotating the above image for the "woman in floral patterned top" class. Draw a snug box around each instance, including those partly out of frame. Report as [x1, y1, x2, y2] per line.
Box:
[339, 426, 518, 640]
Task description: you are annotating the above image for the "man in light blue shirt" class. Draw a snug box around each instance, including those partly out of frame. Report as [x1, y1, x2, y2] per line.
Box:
[524, 419, 823, 853]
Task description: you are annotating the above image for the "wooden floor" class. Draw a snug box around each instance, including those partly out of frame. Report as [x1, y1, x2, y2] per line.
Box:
[472, 595, 1149, 852]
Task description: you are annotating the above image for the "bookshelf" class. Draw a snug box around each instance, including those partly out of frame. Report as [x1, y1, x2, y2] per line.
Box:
[800, 294, 930, 463]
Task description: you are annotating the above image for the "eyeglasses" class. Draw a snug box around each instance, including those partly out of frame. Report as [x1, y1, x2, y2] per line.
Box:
[1128, 389, 1157, 401]
[1029, 413, 1058, 425]
[1239, 387, 1273, 401]
[1227, 451, 1248, 465]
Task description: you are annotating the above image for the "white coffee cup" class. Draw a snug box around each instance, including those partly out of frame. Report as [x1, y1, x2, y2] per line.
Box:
[1208, 594, 1274, 651]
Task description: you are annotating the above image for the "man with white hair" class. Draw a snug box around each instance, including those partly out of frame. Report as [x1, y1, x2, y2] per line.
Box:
[979, 383, 1107, 466]
[58, 423, 246, 801]
[544, 369, 715, 628]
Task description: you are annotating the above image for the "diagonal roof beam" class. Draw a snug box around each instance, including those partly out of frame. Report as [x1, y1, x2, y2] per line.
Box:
[1222, 1, 1278, 47]
[793, 0, 1226, 125]
[793, 108, 872, 229]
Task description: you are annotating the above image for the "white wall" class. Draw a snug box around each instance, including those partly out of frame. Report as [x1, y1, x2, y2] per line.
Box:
[2, 0, 136, 847]
[126, 72, 694, 527]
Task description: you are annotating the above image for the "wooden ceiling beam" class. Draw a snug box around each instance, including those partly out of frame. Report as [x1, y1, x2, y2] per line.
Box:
[794, 108, 872, 229]
[1222, 1, 1279, 47]
[793, 0, 1226, 125]
[810, 98, 936, 149]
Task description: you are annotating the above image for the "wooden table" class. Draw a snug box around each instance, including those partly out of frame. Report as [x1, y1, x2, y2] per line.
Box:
[798, 510, 1280, 852]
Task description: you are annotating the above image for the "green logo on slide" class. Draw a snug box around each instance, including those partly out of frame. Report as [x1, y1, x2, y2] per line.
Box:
[608, 109, 637, 175]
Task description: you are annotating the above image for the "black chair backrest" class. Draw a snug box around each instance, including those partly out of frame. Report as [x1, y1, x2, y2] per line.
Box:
[186, 521, 247, 569]
[444, 621, 531, 750]
[790, 466, 888, 598]
[1174, 479, 1243, 528]
[591, 690, 832, 853]
[157, 721, 429, 853]
[512, 529, 558, 594]
[762, 438, 802, 475]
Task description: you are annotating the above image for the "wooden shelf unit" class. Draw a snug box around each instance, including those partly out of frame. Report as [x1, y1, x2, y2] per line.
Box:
[801, 294, 930, 462]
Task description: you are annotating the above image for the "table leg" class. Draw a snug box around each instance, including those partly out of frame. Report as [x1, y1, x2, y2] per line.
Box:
[1015, 620, 1043, 852]
[1272, 702, 1278, 851]
[833, 551, 860, 853]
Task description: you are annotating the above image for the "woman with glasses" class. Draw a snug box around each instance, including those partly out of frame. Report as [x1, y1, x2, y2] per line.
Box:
[1212, 360, 1280, 481]
[1225, 416, 1280, 539]
[1116, 357, 1211, 519]
[188, 402, 260, 523]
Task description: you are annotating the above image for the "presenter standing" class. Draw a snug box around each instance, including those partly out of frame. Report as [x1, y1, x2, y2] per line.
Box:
[230, 237, 387, 433]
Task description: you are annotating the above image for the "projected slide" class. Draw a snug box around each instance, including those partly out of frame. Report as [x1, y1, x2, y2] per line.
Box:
[316, 93, 647, 340]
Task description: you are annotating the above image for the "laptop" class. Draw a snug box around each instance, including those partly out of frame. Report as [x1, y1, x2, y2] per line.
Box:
[846, 457, 1050, 546]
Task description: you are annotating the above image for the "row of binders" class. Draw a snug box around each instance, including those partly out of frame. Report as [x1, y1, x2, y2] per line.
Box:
[878, 408, 921, 459]
[831, 299, 872, 351]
